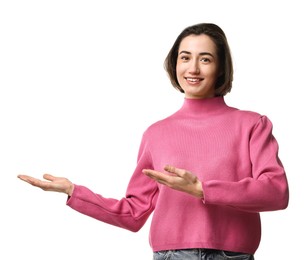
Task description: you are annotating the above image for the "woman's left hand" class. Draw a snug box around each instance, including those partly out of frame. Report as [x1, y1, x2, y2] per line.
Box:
[142, 165, 203, 198]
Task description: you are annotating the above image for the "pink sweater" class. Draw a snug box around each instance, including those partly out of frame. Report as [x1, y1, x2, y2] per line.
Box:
[67, 96, 289, 254]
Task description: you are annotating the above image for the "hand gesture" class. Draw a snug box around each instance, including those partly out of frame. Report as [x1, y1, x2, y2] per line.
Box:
[17, 174, 74, 196]
[143, 165, 203, 198]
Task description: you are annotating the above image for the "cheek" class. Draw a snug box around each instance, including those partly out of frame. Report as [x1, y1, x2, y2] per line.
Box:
[205, 67, 219, 80]
[176, 63, 184, 75]
[176, 65, 185, 83]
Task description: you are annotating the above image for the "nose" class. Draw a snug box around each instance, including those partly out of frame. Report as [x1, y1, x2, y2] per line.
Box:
[189, 61, 200, 74]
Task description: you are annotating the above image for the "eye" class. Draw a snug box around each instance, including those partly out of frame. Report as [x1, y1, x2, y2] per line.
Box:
[179, 55, 190, 61]
[201, 57, 210, 63]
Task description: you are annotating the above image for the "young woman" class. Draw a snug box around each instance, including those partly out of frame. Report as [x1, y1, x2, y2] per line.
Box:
[18, 23, 289, 259]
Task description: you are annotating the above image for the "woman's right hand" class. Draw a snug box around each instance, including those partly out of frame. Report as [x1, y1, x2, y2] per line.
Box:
[17, 174, 74, 196]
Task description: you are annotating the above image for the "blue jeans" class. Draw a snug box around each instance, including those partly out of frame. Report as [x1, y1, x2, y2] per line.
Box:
[153, 249, 254, 260]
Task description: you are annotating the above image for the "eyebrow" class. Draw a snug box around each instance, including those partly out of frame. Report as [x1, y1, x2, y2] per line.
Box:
[179, 50, 214, 57]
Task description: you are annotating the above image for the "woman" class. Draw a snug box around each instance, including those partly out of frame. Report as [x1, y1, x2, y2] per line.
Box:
[18, 23, 289, 259]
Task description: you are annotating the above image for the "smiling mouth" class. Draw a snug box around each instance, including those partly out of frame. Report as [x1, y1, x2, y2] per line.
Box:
[185, 77, 204, 83]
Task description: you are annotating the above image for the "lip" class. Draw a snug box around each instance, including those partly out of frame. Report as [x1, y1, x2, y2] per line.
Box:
[184, 77, 204, 85]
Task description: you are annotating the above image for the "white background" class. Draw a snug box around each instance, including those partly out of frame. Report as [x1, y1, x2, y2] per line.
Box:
[0, 0, 306, 259]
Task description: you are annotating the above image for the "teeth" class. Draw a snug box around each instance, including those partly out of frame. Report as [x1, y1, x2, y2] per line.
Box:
[186, 78, 200, 82]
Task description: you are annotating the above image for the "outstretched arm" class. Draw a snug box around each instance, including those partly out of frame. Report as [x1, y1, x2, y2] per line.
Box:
[17, 174, 74, 196]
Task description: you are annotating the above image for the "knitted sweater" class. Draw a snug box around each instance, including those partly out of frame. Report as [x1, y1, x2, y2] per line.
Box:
[67, 96, 289, 254]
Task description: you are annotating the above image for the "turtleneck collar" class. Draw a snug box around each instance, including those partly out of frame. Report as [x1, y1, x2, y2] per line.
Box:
[178, 96, 228, 116]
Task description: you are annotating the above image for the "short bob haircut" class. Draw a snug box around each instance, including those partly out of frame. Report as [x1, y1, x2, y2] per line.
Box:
[164, 23, 233, 96]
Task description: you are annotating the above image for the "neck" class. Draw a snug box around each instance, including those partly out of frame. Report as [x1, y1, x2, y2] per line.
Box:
[178, 96, 228, 117]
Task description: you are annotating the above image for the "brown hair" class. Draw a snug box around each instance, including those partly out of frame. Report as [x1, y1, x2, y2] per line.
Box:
[164, 23, 233, 96]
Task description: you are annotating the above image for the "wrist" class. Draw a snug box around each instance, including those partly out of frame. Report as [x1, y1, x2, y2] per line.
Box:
[67, 183, 74, 196]
[193, 180, 204, 198]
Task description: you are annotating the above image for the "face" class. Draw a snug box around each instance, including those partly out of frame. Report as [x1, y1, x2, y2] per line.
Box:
[176, 34, 220, 99]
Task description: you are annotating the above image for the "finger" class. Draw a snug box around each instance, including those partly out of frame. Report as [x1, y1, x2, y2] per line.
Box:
[164, 165, 186, 177]
[143, 169, 172, 183]
[17, 174, 30, 181]
[164, 165, 197, 183]
[43, 174, 56, 181]
[17, 174, 38, 183]
[143, 169, 162, 179]
[18, 175, 45, 187]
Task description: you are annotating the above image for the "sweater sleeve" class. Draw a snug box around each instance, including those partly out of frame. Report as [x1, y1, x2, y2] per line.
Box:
[66, 133, 158, 232]
[203, 115, 289, 212]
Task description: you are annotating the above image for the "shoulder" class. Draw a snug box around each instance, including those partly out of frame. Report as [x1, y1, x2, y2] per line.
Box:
[225, 104, 274, 130]
[234, 109, 262, 121]
[141, 112, 178, 141]
[226, 103, 263, 121]
[144, 115, 173, 133]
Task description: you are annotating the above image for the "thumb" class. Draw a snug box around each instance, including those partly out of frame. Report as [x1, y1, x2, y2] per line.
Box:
[164, 165, 185, 177]
[43, 174, 56, 181]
